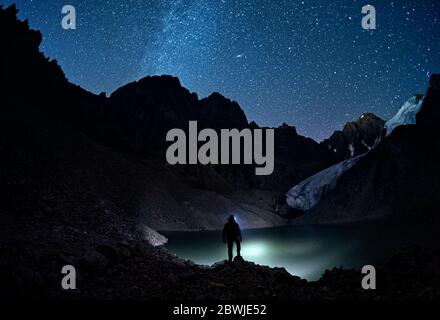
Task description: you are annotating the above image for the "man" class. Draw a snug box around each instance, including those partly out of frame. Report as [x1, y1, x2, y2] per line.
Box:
[222, 214, 242, 262]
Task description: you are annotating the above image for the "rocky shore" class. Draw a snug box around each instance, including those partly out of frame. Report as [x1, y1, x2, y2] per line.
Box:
[2, 209, 439, 300]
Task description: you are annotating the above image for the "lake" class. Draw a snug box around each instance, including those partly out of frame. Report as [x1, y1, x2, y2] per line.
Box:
[161, 220, 437, 280]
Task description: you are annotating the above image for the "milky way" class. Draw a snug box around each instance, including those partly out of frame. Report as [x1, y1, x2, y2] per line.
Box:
[2, 0, 439, 141]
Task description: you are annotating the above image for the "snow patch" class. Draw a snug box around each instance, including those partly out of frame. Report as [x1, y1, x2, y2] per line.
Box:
[385, 95, 424, 136]
[348, 144, 354, 157]
[361, 140, 372, 151]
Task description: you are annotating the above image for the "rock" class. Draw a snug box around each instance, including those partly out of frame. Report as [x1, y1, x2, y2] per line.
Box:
[167, 273, 180, 285]
[211, 260, 228, 268]
[81, 249, 109, 272]
[209, 281, 226, 288]
[96, 244, 118, 261]
[138, 224, 168, 246]
[233, 255, 245, 263]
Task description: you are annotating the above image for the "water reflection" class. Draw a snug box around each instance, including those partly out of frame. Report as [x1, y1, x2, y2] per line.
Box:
[161, 221, 435, 280]
[243, 241, 267, 258]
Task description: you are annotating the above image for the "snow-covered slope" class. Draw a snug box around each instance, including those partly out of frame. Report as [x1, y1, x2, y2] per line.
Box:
[285, 94, 425, 214]
[286, 155, 363, 211]
[385, 95, 424, 136]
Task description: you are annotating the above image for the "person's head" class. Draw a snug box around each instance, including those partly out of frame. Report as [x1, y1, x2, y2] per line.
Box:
[228, 214, 235, 223]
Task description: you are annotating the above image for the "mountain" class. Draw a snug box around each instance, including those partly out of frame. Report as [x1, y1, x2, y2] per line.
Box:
[106, 78, 337, 194]
[107, 77, 249, 150]
[293, 75, 440, 224]
[0, 4, 400, 231]
[0, 2, 404, 230]
[280, 113, 385, 217]
[253, 123, 336, 192]
[0, 4, 349, 233]
[385, 94, 424, 136]
[0, 4, 285, 232]
[320, 113, 385, 162]
[284, 94, 425, 217]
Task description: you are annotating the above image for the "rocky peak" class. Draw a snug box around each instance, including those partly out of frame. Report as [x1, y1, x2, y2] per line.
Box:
[277, 123, 298, 135]
[320, 113, 385, 162]
[248, 121, 260, 129]
[198, 92, 248, 130]
[107, 76, 200, 148]
[107, 75, 251, 148]
[110, 75, 198, 106]
[349, 112, 382, 127]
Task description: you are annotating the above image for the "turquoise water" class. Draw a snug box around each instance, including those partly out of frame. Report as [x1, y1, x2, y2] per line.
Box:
[161, 221, 437, 280]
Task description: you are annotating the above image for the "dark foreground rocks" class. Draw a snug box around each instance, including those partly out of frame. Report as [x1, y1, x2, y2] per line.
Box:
[1, 212, 439, 300]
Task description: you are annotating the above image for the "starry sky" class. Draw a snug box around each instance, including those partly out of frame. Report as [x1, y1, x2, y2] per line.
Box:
[2, 0, 439, 141]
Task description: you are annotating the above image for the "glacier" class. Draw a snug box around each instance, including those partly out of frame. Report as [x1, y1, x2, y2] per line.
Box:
[385, 95, 424, 136]
[286, 155, 363, 211]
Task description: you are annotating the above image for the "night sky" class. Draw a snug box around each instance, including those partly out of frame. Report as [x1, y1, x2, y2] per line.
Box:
[2, 0, 439, 141]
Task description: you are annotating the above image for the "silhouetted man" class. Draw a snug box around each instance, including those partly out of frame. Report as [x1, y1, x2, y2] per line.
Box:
[222, 214, 242, 262]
